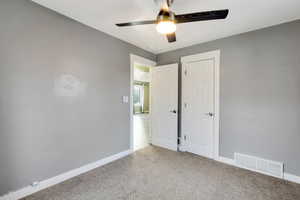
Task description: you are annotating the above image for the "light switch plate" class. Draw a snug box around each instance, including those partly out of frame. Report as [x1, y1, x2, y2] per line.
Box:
[122, 96, 129, 103]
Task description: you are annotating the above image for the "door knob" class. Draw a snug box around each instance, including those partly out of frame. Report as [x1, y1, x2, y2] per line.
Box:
[205, 112, 214, 117]
[170, 110, 177, 114]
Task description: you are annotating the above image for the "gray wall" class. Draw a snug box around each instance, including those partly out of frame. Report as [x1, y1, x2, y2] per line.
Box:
[0, 0, 155, 195]
[157, 20, 300, 176]
[1, 0, 299, 196]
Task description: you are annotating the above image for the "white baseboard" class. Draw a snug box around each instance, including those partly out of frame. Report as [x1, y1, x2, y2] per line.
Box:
[217, 156, 300, 185]
[284, 173, 300, 184]
[217, 156, 235, 165]
[0, 149, 132, 200]
[178, 145, 186, 152]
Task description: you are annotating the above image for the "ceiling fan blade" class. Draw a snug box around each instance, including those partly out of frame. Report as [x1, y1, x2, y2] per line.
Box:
[175, 9, 229, 24]
[166, 33, 176, 43]
[116, 20, 157, 27]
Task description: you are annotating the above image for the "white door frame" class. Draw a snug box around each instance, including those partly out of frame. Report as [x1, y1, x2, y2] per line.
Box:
[130, 54, 156, 152]
[181, 50, 220, 160]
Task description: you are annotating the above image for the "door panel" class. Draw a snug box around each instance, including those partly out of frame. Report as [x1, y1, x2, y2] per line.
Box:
[183, 59, 214, 158]
[151, 64, 178, 151]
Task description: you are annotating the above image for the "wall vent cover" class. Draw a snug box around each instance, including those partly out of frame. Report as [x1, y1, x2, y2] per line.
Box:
[234, 153, 283, 178]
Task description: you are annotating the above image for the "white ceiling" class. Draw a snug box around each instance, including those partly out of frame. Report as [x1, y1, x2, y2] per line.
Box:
[32, 0, 300, 54]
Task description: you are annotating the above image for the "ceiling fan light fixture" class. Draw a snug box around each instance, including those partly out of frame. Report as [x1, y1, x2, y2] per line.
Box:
[116, 0, 229, 43]
[156, 20, 176, 34]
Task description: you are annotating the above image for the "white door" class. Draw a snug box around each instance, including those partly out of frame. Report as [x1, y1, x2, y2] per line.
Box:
[151, 64, 178, 151]
[182, 55, 218, 159]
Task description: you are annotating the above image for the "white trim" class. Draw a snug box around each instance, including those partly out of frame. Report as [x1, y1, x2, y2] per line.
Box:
[130, 54, 156, 68]
[234, 153, 283, 179]
[0, 150, 132, 200]
[218, 156, 235, 165]
[178, 141, 187, 152]
[284, 173, 300, 184]
[234, 162, 282, 179]
[181, 50, 221, 160]
[130, 54, 156, 152]
[217, 156, 300, 185]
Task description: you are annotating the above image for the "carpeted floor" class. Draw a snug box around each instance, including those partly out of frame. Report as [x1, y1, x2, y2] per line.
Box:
[22, 146, 300, 200]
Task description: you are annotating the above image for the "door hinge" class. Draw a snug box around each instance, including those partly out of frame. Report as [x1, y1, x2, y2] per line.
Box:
[184, 69, 187, 76]
[184, 102, 188, 109]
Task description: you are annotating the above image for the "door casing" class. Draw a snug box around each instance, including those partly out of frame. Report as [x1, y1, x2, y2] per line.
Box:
[181, 50, 220, 160]
[130, 54, 156, 152]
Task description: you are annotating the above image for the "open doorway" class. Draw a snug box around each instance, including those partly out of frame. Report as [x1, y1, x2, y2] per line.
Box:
[133, 65, 150, 150]
[130, 55, 156, 152]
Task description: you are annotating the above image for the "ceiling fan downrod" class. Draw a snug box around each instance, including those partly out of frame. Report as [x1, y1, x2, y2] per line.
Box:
[155, 0, 174, 10]
[166, 0, 174, 7]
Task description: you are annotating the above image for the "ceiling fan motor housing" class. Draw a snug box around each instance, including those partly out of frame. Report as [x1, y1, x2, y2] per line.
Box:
[157, 9, 175, 23]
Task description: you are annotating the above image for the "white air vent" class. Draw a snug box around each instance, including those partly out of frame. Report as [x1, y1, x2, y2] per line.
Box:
[234, 153, 283, 178]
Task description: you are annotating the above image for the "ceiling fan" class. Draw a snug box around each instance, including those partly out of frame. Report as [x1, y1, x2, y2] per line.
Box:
[116, 0, 229, 43]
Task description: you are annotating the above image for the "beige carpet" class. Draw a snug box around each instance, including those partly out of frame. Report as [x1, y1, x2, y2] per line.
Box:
[22, 146, 300, 200]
